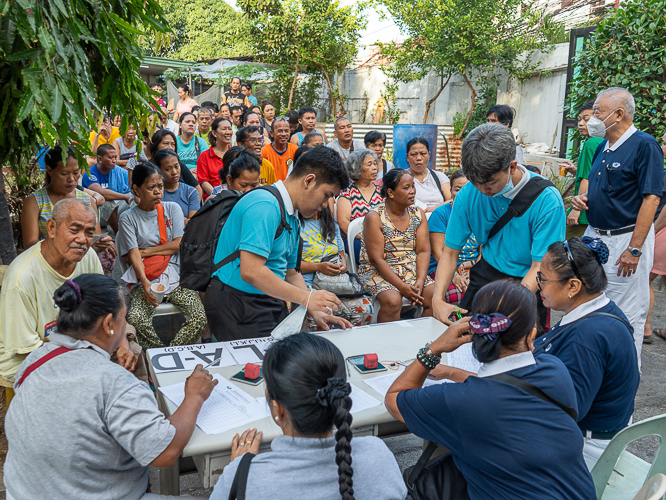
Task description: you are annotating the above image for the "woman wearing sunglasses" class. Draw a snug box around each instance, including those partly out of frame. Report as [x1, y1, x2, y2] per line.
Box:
[535, 236, 639, 469]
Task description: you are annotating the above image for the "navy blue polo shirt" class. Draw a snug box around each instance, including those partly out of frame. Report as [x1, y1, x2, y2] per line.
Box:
[534, 300, 639, 433]
[397, 355, 596, 500]
[587, 128, 664, 230]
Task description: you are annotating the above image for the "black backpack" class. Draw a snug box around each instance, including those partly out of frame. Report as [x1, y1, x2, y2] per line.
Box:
[179, 185, 302, 292]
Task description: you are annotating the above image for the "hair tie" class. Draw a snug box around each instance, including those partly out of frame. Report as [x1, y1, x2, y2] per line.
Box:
[315, 377, 351, 408]
[64, 279, 83, 304]
[581, 236, 609, 265]
[469, 313, 511, 363]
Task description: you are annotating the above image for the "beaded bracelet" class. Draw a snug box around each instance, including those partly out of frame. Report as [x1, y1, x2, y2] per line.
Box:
[416, 343, 441, 370]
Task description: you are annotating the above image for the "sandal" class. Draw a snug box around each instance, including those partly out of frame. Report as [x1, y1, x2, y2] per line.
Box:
[653, 328, 666, 342]
[644, 334, 654, 344]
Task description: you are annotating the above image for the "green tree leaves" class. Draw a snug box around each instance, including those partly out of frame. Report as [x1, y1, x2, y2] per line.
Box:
[569, 0, 666, 141]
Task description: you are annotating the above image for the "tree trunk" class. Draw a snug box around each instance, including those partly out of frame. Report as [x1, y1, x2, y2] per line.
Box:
[423, 73, 451, 124]
[321, 66, 337, 117]
[0, 172, 17, 265]
[456, 71, 477, 140]
[287, 53, 301, 110]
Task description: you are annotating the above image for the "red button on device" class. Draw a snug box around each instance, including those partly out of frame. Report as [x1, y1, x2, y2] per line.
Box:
[245, 363, 261, 380]
[364, 354, 378, 370]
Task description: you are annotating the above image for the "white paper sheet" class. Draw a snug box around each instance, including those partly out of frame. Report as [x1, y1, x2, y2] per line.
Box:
[223, 337, 274, 365]
[447, 343, 482, 374]
[349, 383, 382, 414]
[159, 375, 268, 435]
[148, 343, 237, 373]
[362, 371, 403, 397]
[395, 321, 414, 328]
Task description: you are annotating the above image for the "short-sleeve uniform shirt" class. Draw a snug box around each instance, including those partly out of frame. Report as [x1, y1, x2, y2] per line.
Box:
[397, 355, 596, 500]
[212, 182, 301, 294]
[446, 167, 565, 277]
[262, 144, 298, 181]
[534, 297, 639, 433]
[428, 202, 479, 274]
[5, 333, 175, 499]
[587, 127, 664, 230]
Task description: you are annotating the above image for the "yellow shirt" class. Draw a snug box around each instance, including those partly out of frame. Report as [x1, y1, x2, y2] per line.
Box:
[0, 242, 103, 384]
[261, 159, 277, 186]
[89, 128, 122, 147]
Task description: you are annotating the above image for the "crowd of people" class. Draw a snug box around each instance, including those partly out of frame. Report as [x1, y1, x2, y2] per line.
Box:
[0, 83, 664, 499]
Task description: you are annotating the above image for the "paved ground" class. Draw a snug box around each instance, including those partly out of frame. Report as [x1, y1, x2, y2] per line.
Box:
[144, 281, 666, 496]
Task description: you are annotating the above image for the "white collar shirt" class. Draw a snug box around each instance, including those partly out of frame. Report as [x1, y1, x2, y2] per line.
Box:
[274, 180, 295, 216]
[477, 350, 536, 378]
[603, 124, 637, 152]
[559, 292, 610, 327]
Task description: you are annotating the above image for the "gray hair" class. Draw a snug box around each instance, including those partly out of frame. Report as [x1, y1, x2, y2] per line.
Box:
[596, 87, 635, 120]
[461, 123, 516, 185]
[346, 149, 378, 181]
[52, 198, 97, 224]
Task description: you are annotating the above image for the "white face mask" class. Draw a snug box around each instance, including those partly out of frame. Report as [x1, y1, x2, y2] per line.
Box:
[586, 109, 619, 138]
[492, 170, 514, 198]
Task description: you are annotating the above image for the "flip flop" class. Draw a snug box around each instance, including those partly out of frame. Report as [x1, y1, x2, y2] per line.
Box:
[644, 335, 654, 344]
[652, 328, 666, 341]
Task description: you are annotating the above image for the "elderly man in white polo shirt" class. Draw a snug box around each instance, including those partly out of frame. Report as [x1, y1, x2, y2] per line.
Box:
[572, 87, 664, 367]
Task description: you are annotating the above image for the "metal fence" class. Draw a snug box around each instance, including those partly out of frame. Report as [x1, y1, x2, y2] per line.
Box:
[322, 123, 456, 171]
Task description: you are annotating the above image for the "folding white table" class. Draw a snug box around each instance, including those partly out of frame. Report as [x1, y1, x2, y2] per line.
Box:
[148, 316, 450, 494]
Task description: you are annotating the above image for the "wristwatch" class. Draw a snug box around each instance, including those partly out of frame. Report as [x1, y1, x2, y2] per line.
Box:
[627, 246, 642, 257]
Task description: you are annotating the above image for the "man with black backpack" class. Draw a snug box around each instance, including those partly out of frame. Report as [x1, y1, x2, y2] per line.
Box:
[432, 123, 566, 328]
[201, 146, 353, 340]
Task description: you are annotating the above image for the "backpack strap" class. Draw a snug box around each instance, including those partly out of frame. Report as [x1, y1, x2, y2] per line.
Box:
[406, 441, 441, 489]
[533, 311, 631, 355]
[428, 168, 445, 202]
[228, 452, 255, 500]
[213, 185, 293, 274]
[382, 159, 388, 179]
[195, 136, 201, 157]
[488, 373, 578, 421]
[488, 176, 554, 240]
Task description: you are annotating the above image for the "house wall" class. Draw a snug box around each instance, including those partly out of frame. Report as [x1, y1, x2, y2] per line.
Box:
[337, 42, 570, 149]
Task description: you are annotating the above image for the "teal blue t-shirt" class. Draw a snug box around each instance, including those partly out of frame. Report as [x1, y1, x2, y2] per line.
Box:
[177, 135, 208, 174]
[445, 170, 565, 277]
[212, 188, 301, 294]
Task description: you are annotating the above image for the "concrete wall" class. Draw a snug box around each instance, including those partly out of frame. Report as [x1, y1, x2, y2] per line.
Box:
[337, 42, 569, 148]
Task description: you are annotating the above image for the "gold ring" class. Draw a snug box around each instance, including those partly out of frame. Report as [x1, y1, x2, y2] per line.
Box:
[245, 441, 252, 445]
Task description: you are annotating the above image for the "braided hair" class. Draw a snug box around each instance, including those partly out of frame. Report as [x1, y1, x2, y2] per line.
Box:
[263, 333, 355, 500]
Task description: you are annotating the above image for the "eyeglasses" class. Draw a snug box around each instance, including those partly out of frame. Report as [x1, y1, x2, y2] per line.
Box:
[535, 271, 566, 291]
[246, 138, 261, 145]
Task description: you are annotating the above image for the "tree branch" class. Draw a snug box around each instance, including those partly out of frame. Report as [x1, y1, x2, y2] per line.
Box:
[423, 72, 451, 124]
[287, 51, 300, 110]
[457, 71, 477, 140]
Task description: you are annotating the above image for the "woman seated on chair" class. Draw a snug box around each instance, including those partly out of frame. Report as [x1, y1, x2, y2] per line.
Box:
[210, 148, 261, 196]
[336, 149, 384, 264]
[4, 273, 217, 500]
[300, 206, 373, 329]
[358, 169, 434, 323]
[535, 236, 640, 467]
[116, 162, 206, 349]
[385, 280, 596, 500]
[211, 332, 407, 500]
[428, 169, 480, 307]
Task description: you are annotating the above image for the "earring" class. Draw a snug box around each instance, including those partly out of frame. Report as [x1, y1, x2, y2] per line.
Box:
[274, 416, 279, 422]
[110, 330, 115, 335]
[568, 295, 573, 299]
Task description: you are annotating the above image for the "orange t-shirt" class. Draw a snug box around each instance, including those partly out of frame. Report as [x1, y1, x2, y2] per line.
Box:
[262, 143, 298, 181]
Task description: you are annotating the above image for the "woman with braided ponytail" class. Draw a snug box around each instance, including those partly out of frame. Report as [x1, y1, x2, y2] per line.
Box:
[385, 280, 596, 500]
[535, 236, 639, 468]
[211, 332, 406, 500]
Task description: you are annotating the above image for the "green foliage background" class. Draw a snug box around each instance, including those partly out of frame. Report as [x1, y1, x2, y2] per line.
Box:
[142, 0, 251, 60]
[568, 0, 666, 142]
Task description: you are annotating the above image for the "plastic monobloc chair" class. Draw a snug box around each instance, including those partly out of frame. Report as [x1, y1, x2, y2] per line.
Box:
[634, 474, 666, 500]
[592, 414, 666, 500]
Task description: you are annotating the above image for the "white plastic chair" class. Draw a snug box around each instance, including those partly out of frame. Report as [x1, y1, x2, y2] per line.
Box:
[591, 414, 666, 500]
[346, 216, 421, 322]
[634, 474, 666, 500]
